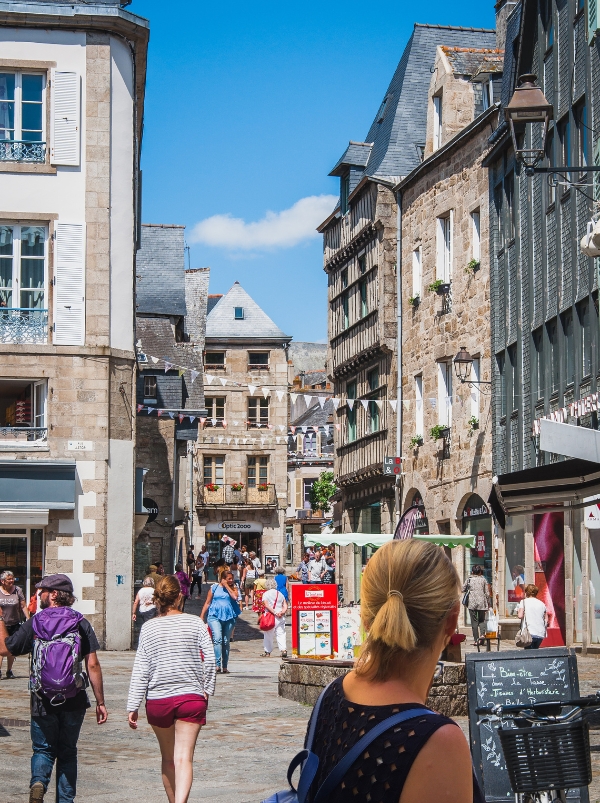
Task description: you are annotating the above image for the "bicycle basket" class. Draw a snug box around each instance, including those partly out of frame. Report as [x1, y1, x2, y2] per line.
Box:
[498, 721, 591, 793]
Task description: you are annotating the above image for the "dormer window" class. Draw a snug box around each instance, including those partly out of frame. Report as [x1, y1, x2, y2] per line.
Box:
[482, 79, 493, 111]
[234, 306, 244, 320]
[433, 94, 443, 152]
[376, 94, 391, 124]
[340, 173, 350, 215]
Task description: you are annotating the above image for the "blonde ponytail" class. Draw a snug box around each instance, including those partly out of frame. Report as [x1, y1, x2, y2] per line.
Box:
[356, 539, 459, 682]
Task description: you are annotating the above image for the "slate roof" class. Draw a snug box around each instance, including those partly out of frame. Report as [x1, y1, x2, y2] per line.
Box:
[205, 282, 291, 341]
[329, 142, 374, 177]
[441, 47, 504, 77]
[288, 342, 327, 373]
[136, 224, 186, 317]
[329, 23, 497, 188]
[490, 2, 522, 140]
[291, 399, 334, 428]
[207, 294, 223, 315]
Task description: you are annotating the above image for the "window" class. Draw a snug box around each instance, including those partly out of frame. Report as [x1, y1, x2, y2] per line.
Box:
[205, 397, 225, 426]
[0, 378, 47, 444]
[341, 173, 350, 215]
[415, 375, 423, 436]
[342, 292, 349, 330]
[547, 318, 560, 392]
[481, 79, 493, 111]
[471, 210, 481, 262]
[367, 367, 379, 391]
[248, 352, 269, 369]
[437, 361, 452, 427]
[376, 94, 390, 124]
[203, 456, 224, 486]
[544, 0, 554, 48]
[505, 172, 515, 241]
[546, 130, 556, 205]
[303, 479, 315, 508]
[143, 375, 157, 401]
[368, 398, 380, 433]
[341, 268, 348, 288]
[347, 379, 357, 442]
[412, 247, 422, 298]
[497, 353, 506, 417]
[358, 254, 367, 274]
[508, 345, 517, 413]
[471, 358, 480, 419]
[234, 307, 244, 320]
[532, 327, 544, 400]
[0, 224, 46, 310]
[433, 94, 443, 151]
[494, 183, 504, 248]
[0, 72, 45, 158]
[562, 311, 574, 385]
[247, 456, 268, 487]
[359, 280, 368, 318]
[578, 299, 592, 377]
[436, 213, 452, 282]
[559, 117, 571, 172]
[204, 351, 225, 369]
[248, 397, 269, 427]
[575, 103, 587, 168]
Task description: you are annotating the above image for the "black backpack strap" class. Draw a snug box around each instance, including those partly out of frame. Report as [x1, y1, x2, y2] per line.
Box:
[312, 707, 435, 803]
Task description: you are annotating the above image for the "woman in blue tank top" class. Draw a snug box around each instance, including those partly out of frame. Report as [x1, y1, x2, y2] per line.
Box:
[273, 566, 288, 600]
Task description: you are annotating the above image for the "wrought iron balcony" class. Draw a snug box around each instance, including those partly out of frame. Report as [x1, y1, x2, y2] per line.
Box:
[0, 140, 46, 163]
[0, 427, 48, 448]
[0, 308, 48, 344]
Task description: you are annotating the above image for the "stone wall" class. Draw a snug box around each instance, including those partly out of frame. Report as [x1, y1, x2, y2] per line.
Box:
[278, 660, 467, 716]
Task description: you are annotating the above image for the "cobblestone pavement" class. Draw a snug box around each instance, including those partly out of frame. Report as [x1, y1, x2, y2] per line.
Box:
[1, 592, 599, 802]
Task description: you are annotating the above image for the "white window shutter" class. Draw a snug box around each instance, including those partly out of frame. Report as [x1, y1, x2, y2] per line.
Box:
[53, 223, 86, 346]
[50, 71, 80, 166]
[448, 210, 454, 282]
[436, 218, 444, 280]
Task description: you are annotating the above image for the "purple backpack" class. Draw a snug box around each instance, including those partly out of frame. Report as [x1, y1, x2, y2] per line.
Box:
[30, 608, 88, 706]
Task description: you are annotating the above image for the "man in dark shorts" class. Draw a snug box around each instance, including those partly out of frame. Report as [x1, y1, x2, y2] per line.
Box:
[0, 574, 108, 803]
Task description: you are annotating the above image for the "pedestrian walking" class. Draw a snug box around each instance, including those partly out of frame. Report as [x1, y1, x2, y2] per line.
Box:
[190, 558, 204, 599]
[200, 570, 240, 674]
[186, 547, 196, 580]
[252, 571, 267, 622]
[308, 550, 327, 583]
[240, 544, 249, 562]
[127, 574, 216, 803]
[260, 579, 288, 658]
[297, 554, 310, 584]
[0, 573, 107, 803]
[146, 564, 161, 585]
[462, 565, 490, 646]
[322, 558, 336, 584]
[297, 540, 482, 803]
[132, 577, 157, 627]
[222, 539, 235, 565]
[274, 566, 289, 601]
[249, 550, 261, 571]
[200, 545, 210, 581]
[517, 584, 548, 649]
[241, 558, 257, 609]
[156, 562, 166, 576]
[0, 570, 29, 678]
[175, 564, 191, 611]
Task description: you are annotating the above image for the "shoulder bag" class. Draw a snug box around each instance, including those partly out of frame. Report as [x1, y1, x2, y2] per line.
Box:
[259, 591, 279, 632]
[262, 681, 433, 803]
[515, 602, 532, 647]
[461, 578, 470, 608]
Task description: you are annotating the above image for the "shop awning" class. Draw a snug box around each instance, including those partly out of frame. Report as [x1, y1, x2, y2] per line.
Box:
[488, 458, 600, 529]
[413, 533, 476, 548]
[304, 532, 394, 548]
[0, 460, 76, 510]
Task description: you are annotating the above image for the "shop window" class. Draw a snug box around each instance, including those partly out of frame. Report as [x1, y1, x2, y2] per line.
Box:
[0, 378, 47, 445]
[504, 516, 526, 618]
[410, 491, 429, 535]
[247, 455, 268, 487]
[462, 494, 492, 590]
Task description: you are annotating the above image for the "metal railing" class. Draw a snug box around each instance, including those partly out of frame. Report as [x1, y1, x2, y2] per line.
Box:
[0, 427, 47, 446]
[0, 140, 46, 163]
[0, 308, 48, 344]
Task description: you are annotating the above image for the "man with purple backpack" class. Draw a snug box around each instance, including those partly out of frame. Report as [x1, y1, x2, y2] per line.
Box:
[0, 573, 108, 803]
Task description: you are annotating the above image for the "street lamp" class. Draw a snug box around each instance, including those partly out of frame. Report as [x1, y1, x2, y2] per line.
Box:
[505, 74, 553, 169]
[453, 347, 492, 387]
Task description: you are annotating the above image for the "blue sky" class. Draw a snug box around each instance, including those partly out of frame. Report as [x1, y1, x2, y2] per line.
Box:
[129, 0, 496, 342]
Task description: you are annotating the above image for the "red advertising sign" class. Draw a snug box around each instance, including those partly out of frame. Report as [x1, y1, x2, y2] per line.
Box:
[476, 531, 486, 557]
[291, 584, 338, 659]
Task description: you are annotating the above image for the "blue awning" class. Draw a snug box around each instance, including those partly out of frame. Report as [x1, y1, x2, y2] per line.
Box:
[0, 460, 76, 509]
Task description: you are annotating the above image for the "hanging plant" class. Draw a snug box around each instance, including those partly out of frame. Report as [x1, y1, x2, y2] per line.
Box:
[465, 259, 480, 274]
[428, 279, 451, 295]
[408, 294, 420, 307]
[467, 416, 479, 436]
[430, 424, 450, 441]
[409, 434, 424, 448]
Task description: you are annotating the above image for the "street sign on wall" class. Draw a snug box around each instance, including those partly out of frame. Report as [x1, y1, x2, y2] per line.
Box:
[383, 456, 402, 475]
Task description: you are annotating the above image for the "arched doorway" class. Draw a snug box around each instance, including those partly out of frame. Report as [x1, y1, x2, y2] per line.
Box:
[409, 491, 429, 535]
[461, 494, 492, 587]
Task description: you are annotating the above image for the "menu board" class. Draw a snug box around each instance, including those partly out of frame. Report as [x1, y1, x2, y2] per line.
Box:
[291, 584, 338, 659]
[466, 648, 586, 802]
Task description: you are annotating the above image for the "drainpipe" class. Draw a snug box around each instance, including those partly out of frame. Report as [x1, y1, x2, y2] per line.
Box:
[188, 441, 194, 550]
[170, 430, 177, 572]
[395, 190, 403, 526]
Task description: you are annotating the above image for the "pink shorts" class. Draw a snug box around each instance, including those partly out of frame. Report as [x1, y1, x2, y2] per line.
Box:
[146, 694, 208, 728]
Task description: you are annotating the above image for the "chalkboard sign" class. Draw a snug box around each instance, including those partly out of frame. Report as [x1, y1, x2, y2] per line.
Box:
[466, 648, 588, 803]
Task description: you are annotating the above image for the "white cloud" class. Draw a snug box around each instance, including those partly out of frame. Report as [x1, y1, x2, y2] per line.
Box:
[189, 194, 338, 251]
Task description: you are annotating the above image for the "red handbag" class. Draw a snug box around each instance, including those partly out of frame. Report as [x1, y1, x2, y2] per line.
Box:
[259, 592, 278, 631]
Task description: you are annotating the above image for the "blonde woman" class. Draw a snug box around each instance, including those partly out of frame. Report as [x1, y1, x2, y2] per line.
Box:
[301, 540, 482, 803]
[127, 575, 216, 803]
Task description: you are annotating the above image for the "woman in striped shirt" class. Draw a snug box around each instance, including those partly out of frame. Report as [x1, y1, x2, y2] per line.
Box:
[127, 574, 216, 803]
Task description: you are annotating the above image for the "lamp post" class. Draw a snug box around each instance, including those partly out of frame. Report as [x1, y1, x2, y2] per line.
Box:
[453, 347, 492, 389]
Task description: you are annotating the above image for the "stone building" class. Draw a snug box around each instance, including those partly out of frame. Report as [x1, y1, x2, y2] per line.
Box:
[134, 224, 207, 579]
[0, 0, 148, 648]
[195, 282, 291, 571]
[395, 41, 503, 604]
[319, 22, 497, 602]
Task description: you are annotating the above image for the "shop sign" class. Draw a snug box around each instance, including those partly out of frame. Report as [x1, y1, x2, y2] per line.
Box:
[383, 456, 402, 475]
[584, 496, 600, 529]
[143, 498, 158, 523]
[205, 521, 263, 533]
[291, 583, 338, 659]
[463, 503, 489, 518]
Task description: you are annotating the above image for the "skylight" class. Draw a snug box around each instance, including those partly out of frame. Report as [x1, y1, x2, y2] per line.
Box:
[234, 307, 244, 320]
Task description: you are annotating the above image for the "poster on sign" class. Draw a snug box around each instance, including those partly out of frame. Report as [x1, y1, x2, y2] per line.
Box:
[475, 531, 486, 557]
[584, 496, 600, 529]
[337, 606, 363, 660]
[291, 584, 338, 659]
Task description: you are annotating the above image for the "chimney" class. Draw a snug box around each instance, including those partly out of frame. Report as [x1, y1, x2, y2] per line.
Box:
[184, 268, 209, 346]
[495, 0, 518, 52]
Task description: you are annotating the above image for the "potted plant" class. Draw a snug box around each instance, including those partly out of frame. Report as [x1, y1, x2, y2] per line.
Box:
[257, 483, 269, 492]
[408, 294, 420, 307]
[430, 424, 450, 441]
[230, 483, 244, 491]
[205, 483, 219, 492]
[467, 416, 479, 436]
[409, 434, 424, 448]
[427, 279, 451, 295]
[465, 258, 480, 274]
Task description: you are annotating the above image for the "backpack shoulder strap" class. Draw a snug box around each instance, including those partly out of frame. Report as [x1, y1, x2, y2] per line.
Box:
[312, 707, 435, 803]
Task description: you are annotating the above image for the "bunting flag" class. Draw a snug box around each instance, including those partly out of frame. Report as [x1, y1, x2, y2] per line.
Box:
[347, 400, 355, 411]
[157, 409, 164, 417]
[360, 400, 369, 411]
[218, 437, 224, 444]
[261, 438, 265, 446]
[318, 396, 326, 409]
[389, 400, 398, 412]
[267, 424, 273, 430]
[262, 387, 270, 398]
[178, 368, 185, 377]
[416, 400, 423, 410]
[304, 395, 313, 407]
[403, 400, 410, 410]
[331, 398, 340, 411]
[164, 362, 172, 373]
[199, 417, 206, 426]
[168, 412, 175, 419]
[189, 416, 196, 423]
[375, 400, 383, 409]
[211, 418, 217, 426]
[151, 356, 159, 364]
[233, 421, 240, 426]
[278, 424, 285, 432]
[137, 404, 143, 412]
[226, 437, 232, 445]
[335, 423, 341, 430]
[190, 370, 199, 384]
[290, 426, 296, 434]
[301, 426, 307, 433]
[178, 414, 184, 423]
[147, 407, 153, 414]
[248, 385, 256, 396]
[219, 377, 227, 386]
[234, 438, 239, 445]
[429, 398, 437, 409]
[276, 390, 285, 401]
[290, 393, 298, 403]
[222, 420, 227, 428]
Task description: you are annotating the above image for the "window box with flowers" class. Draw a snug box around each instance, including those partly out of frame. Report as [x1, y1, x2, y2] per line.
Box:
[230, 483, 244, 492]
[257, 483, 269, 492]
[205, 483, 219, 492]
